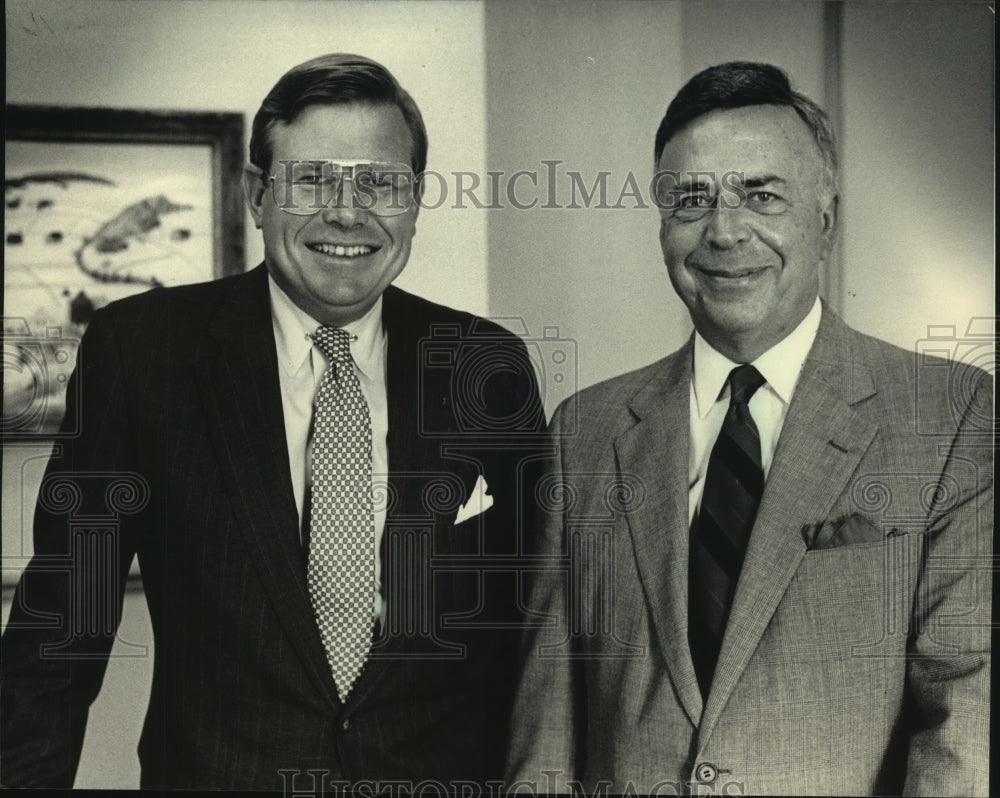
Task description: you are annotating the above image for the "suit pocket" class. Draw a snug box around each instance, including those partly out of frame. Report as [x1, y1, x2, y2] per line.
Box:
[806, 513, 887, 550]
[777, 532, 926, 658]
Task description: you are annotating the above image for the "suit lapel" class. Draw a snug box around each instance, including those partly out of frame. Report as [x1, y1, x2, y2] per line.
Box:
[381, 286, 455, 512]
[700, 308, 878, 740]
[614, 339, 704, 726]
[195, 264, 342, 711]
[346, 287, 465, 703]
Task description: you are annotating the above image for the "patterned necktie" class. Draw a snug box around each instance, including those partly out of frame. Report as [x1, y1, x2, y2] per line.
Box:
[308, 326, 375, 702]
[689, 364, 767, 698]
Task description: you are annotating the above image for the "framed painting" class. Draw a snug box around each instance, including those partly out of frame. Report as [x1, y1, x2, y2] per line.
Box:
[3, 105, 245, 438]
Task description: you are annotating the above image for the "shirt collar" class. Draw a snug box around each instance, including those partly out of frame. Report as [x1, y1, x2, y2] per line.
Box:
[268, 274, 385, 380]
[692, 296, 822, 418]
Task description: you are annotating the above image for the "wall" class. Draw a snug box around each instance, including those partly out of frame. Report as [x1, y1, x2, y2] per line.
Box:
[485, 0, 688, 413]
[840, 2, 995, 357]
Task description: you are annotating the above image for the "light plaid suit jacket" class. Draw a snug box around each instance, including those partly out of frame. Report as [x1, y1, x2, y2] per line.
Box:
[507, 305, 991, 796]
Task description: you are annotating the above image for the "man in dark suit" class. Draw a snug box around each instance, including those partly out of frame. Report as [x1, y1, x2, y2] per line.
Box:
[2, 53, 544, 789]
[507, 62, 991, 795]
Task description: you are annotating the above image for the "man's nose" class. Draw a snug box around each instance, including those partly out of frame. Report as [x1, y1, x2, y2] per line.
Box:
[704, 204, 751, 249]
[319, 180, 366, 225]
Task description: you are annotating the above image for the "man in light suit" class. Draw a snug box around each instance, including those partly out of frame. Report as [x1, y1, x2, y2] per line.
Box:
[507, 62, 991, 795]
[2, 54, 544, 789]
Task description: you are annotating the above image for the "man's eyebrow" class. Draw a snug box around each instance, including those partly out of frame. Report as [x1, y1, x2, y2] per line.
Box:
[674, 178, 713, 193]
[741, 175, 786, 189]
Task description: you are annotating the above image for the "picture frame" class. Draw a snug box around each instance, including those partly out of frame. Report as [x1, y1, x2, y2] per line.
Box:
[3, 105, 245, 439]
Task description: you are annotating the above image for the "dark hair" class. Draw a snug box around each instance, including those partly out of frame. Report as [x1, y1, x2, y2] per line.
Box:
[654, 62, 837, 195]
[249, 53, 428, 175]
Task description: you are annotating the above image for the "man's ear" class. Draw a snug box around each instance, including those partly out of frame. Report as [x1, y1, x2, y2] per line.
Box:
[821, 193, 838, 241]
[411, 172, 424, 229]
[817, 193, 838, 265]
[242, 165, 266, 229]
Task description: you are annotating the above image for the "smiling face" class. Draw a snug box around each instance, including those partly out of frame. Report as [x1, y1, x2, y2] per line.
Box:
[656, 105, 836, 362]
[243, 102, 418, 327]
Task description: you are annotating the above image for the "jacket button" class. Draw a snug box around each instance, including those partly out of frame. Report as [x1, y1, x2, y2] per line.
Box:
[694, 762, 719, 785]
[340, 717, 352, 732]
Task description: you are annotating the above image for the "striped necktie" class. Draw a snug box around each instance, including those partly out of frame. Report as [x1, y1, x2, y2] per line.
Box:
[689, 364, 766, 698]
[307, 326, 375, 702]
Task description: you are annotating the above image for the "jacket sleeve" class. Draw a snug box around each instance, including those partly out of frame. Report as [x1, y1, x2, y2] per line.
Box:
[903, 369, 992, 797]
[505, 402, 586, 793]
[1, 308, 143, 787]
[461, 330, 549, 770]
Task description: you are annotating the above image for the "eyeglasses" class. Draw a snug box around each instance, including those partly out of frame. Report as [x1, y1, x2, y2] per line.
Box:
[264, 159, 416, 217]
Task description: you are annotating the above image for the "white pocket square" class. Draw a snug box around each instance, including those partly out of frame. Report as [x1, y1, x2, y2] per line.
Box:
[454, 475, 493, 524]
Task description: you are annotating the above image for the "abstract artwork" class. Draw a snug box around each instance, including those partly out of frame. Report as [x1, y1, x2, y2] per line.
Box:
[3, 106, 244, 438]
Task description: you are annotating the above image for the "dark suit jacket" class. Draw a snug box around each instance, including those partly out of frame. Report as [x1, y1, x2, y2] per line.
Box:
[508, 306, 991, 795]
[1, 264, 546, 789]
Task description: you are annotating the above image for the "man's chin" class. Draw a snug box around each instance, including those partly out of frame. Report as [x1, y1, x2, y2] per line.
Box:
[692, 306, 779, 354]
[695, 299, 770, 335]
[312, 294, 380, 326]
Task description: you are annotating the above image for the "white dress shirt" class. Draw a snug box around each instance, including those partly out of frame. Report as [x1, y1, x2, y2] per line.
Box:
[269, 275, 389, 623]
[688, 297, 822, 526]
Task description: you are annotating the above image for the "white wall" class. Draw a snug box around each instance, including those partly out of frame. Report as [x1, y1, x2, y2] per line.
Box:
[840, 2, 995, 358]
[485, 0, 689, 412]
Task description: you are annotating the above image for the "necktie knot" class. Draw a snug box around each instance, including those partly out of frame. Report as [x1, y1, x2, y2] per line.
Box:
[728, 364, 766, 407]
[312, 326, 352, 367]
